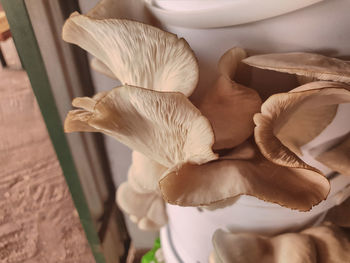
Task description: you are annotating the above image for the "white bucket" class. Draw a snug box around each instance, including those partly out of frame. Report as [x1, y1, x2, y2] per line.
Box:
[159, 101, 350, 263]
[146, 0, 350, 103]
[148, 1, 350, 262]
[81, 0, 350, 260]
[146, 0, 323, 28]
[161, 173, 350, 263]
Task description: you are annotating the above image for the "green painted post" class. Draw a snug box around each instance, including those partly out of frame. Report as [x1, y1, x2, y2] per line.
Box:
[0, 0, 106, 262]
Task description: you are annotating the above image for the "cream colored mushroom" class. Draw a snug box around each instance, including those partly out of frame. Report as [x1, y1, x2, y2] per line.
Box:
[211, 229, 316, 263]
[117, 151, 168, 231]
[254, 81, 350, 169]
[62, 13, 198, 96]
[243, 52, 350, 84]
[302, 223, 350, 263]
[316, 133, 350, 177]
[116, 182, 167, 231]
[86, 0, 152, 22]
[159, 142, 329, 211]
[64, 91, 109, 132]
[199, 47, 262, 150]
[210, 223, 350, 263]
[65, 85, 217, 168]
[217, 47, 247, 81]
[90, 58, 117, 80]
[86, 0, 122, 19]
[128, 151, 167, 194]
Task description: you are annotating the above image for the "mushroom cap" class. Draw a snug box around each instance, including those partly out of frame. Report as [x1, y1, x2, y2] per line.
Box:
[116, 182, 167, 231]
[159, 142, 329, 211]
[316, 133, 350, 177]
[128, 151, 167, 194]
[218, 47, 247, 81]
[62, 13, 198, 96]
[200, 75, 261, 150]
[90, 58, 117, 80]
[243, 52, 350, 84]
[87, 0, 121, 19]
[326, 197, 350, 228]
[254, 81, 350, 170]
[199, 47, 262, 150]
[86, 0, 151, 22]
[211, 223, 350, 263]
[211, 229, 316, 263]
[65, 85, 217, 168]
[302, 224, 350, 263]
[116, 151, 168, 231]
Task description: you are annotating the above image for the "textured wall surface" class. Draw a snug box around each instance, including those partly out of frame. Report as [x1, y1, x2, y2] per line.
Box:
[0, 50, 95, 262]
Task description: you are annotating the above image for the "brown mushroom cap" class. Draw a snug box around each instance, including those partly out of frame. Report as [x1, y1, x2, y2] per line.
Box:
[218, 47, 247, 81]
[199, 47, 262, 150]
[65, 85, 217, 168]
[302, 224, 350, 263]
[87, 0, 125, 19]
[243, 52, 350, 84]
[316, 133, 350, 177]
[159, 142, 329, 211]
[86, 0, 151, 22]
[254, 82, 350, 170]
[62, 13, 198, 96]
[326, 197, 350, 228]
[200, 76, 261, 150]
[211, 229, 316, 263]
[211, 223, 350, 263]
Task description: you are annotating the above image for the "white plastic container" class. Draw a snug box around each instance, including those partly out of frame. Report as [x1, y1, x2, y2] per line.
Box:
[146, 0, 324, 28]
[82, 0, 350, 259]
[161, 173, 350, 263]
[160, 105, 350, 262]
[145, 1, 350, 262]
[146, 0, 350, 103]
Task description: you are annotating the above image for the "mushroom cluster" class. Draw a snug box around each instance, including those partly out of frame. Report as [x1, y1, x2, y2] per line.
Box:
[62, 12, 350, 236]
[210, 197, 350, 263]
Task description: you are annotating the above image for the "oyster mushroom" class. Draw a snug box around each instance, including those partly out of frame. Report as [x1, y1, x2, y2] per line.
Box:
[210, 223, 350, 263]
[316, 133, 350, 177]
[159, 142, 329, 211]
[302, 224, 350, 263]
[217, 47, 247, 81]
[116, 151, 168, 231]
[127, 151, 167, 194]
[116, 182, 167, 231]
[199, 48, 262, 150]
[90, 58, 117, 80]
[86, 0, 152, 23]
[243, 52, 350, 84]
[254, 81, 350, 167]
[210, 229, 316, 263]
[65, 85, 217, 168]
[62, 13, 198, 96]
[326, 197, 350, 228]
[86, 0, 124, 19]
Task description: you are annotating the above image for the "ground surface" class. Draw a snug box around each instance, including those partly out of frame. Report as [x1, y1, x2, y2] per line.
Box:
[0, 38, 95, 263]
